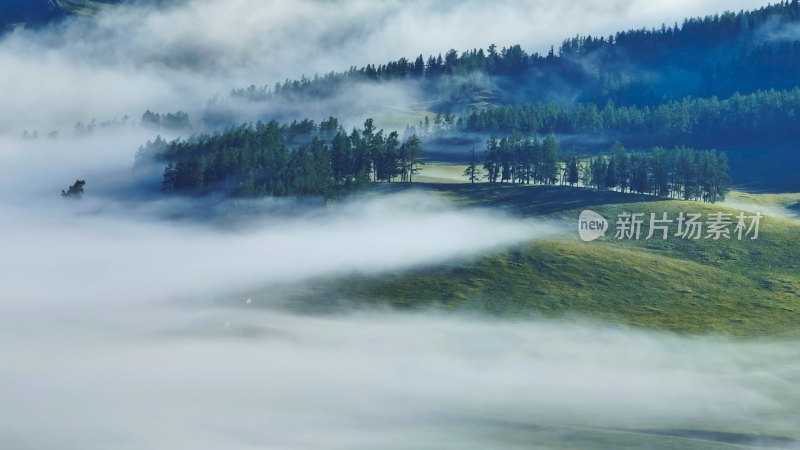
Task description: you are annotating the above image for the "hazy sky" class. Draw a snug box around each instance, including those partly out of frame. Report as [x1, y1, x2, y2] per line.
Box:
[0, 0, 773, 133]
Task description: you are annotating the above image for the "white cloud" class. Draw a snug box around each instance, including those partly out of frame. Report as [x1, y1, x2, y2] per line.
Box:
[0, 308, 798, 449]
[0, 0, 770, 133]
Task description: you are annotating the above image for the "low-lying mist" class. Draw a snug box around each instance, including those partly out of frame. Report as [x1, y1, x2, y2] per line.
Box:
[0, 126, 545, 310]
[2, 1, 799, 447]
[0, 0, 770, 134]
[1, 306, 799, 449]
[1, 128, 799, 449]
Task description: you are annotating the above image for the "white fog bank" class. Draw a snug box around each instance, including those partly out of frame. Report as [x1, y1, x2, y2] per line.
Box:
[1, 308, 798, 450]
[0, 0, 770, 133]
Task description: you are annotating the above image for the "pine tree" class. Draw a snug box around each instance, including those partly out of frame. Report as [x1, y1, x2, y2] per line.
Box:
[542, 135, 560, 184]
[499, 137, 513, 183]
[651, 146, 669, 197]
[605, 158, 617, 190]
[611, 142, 629, 193]
[403, 135, 424, 183]
[463, 147, 479, 183]
[567, 154, 580, 186]
[483, 136, 500, 182]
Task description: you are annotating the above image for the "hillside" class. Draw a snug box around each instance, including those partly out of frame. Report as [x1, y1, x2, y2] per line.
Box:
[293, 183, 800, 337]
[197, 2, 800, 194]
[224, 2, 800, 112]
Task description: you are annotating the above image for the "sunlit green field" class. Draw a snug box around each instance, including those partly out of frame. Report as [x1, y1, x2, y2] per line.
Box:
[300, 176, 800, 338]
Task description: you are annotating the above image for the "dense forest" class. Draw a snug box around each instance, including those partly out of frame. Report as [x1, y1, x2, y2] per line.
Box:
[140, 110, 192, 131]
[138, 117, 423, 197]
[451, 88, 800, 146]
[582, 145, 731, 202]
[137, 2, 770, 201]
[470, 136, 731, 202]
[225, 2, 800, 110]
[141, 118, 730, 203]
[211, 2, 800, 154]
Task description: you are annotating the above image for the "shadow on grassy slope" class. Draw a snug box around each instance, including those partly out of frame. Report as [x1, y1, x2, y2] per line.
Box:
[425, 183, 662, 217]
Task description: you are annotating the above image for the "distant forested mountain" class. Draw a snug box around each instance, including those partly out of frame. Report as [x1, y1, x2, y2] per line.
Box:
[228, 1, 800, 112]
[134, 2, 797, 196]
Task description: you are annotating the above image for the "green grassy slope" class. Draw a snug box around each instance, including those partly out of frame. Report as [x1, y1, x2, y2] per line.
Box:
[302, 184, 800, 337]
[725, 190, 800, 220]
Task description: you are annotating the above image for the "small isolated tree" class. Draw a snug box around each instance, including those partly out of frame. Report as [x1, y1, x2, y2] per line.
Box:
[61, 180, 85, 198]
[463, 147, 479, 183]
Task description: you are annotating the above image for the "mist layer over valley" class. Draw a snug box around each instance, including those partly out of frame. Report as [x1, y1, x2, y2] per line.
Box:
[2, 0, 800, 449]
[3, 306, 800, 449]
[1, 136, 798, 447]
[0, 0, 771, 133]
[2, 120, 799, 450]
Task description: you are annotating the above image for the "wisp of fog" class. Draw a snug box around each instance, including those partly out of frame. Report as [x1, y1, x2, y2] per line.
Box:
[0, 127, 799, 449]
[0, 0, 772, 134]
[1, 0, 799, 448]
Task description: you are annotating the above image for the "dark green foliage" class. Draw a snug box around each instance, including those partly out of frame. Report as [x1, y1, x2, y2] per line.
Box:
[482, 136, 499, 183]
[588, 156, 608, 189]
[151, 117, 422, 197]
[61, 179, 85, 198]
[605, 159, 617, 190]
[461, 88, 800, 146]
[136, 135, 168, 159]
[141, 110, 191, 131]
[611, 142, 629, 193]
[226, 2, 800, 112]
[400, 134, 424, 182]
[541, 135, 561, 184]
[463, 147, 479, 183]
[479, 133, 730, 202]
[584, 145, 730, 202]
[483, 133, 560, 185]
[162, 162, 177, 192]
[565, 154, 580, 186]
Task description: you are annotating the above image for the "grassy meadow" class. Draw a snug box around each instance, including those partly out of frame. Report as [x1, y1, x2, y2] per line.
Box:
[298, 169, 800, 338]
